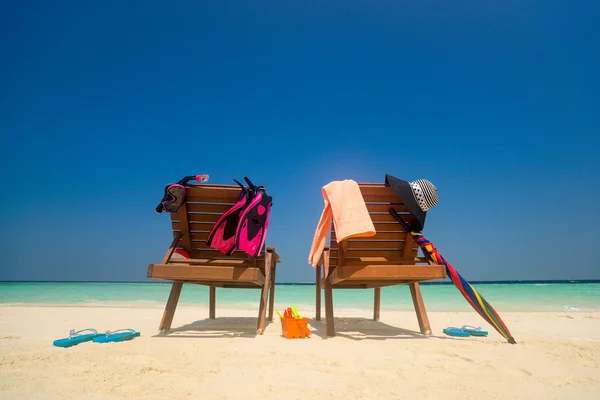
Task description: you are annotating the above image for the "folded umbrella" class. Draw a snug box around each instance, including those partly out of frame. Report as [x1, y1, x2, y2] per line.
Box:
[390, 209, 516, 344]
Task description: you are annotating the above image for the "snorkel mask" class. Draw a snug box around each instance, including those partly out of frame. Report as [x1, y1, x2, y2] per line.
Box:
[155, 174, 209, 214]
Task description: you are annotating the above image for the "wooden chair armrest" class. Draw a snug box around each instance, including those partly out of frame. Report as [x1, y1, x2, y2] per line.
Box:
[315, 246, 329, 268]
[267, 247, 280, 264]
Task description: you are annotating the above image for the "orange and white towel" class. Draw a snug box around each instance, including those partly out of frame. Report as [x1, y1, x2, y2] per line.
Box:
[308, 180, 376, 267]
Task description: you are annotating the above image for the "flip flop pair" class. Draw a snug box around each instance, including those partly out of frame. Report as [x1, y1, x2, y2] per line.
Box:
[53, 328, 140, 347]
[443, 325, 488, 338]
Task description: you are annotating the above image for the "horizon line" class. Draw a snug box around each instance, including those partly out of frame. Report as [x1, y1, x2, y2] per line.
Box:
[1, 279, 599, 285]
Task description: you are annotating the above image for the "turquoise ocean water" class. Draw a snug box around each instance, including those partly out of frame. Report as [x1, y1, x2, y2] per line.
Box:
[0, 282, 598, 312]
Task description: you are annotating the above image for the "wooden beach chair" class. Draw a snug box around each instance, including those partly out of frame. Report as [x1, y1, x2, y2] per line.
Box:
[314, 183, 447, 337]
[147, 183, 280, 335]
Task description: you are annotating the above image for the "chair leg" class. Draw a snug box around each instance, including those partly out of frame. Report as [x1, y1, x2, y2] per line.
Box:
[257, 252, 273, 334]
[409, 282, 432, 335]
[373, 287, 381, 321]
[209, 286, 216, 319]
[159, 281, 183, 333]
[268, 263, 276, 322]
[324, 276, 335, 337]
[315, 264, 322, 321]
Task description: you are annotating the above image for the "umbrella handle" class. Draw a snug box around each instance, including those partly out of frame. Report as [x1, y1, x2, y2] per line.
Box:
[389, 208, 437, 265]
[388, 208, 413, 232]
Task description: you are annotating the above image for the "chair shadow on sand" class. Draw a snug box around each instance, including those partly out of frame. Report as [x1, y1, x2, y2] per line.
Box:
[152, 317, 456, 342]
[152, 317, 273, 339]
[309, 317, 443, 341]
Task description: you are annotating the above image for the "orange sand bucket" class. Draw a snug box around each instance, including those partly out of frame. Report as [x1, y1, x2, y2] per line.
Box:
[280, 316, 311, 339]
[277, 309, 311, 339]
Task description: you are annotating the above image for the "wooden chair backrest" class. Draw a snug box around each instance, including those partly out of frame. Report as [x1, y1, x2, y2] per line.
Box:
[170, 183, 265, 267]
[329, 183, 420, 267]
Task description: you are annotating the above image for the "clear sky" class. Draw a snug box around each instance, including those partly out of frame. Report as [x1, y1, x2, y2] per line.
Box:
[1, 1, 598, 282]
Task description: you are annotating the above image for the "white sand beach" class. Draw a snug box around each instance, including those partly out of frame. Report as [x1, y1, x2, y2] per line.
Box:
[1, 305, 599, 400]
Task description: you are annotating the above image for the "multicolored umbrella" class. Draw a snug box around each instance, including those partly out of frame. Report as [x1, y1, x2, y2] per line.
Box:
[390, 209, 516, 344]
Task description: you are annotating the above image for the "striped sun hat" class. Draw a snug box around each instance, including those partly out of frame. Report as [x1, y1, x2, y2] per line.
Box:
[385, 174, 439, 232]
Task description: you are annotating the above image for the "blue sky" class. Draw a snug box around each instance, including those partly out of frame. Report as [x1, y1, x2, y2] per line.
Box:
[1, 1, 598, 282]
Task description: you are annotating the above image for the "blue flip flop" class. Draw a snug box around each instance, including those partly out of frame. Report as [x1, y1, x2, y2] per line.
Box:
[461, 325, 488, 337]
[53, 328, 101, 347]
[93, 329, 141, 343]
[443, 327, 471, 337]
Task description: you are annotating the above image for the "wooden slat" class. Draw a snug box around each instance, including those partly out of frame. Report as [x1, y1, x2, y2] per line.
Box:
[334, 256, 424, 267]
[331, 240, 410, 249]
[372, 223, 412, 232]
[366, 203, 409, 213]
[188, 221, 218, 228]
[148, 264, 265, 284]
[174, 231, 238, 242]
[368, 213, 410, 223]
[190, 248, 265, 261]
[169, 258, 244, 264]
[329, 251, 428, 268]
[183, 282, 265, 289]
[329, 265, 447, 284]
[186, 249, 249, 259]
[358, 184, 389, 195]
[184, 195, 239, 203]
[359, 185, 399, 203]
[332, 281, 423, 288]
[183, 221, 272, 234]
[185, 257, 265, 267]
[184, 184, 243, 203]
[187, 231, 210, 241]
[186, 213, 222, 223]
[187, 203, 234, 213]
[331, 230, 407, 241]
[172, 221, 213, 232]
[189, 240, 211, 251]
[219, 283, 269, 288]
[168, 257, 266, 268]
[330, 249, 416, 259]
[346, 240, 407, 249]
[362, 193, 400, 203]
